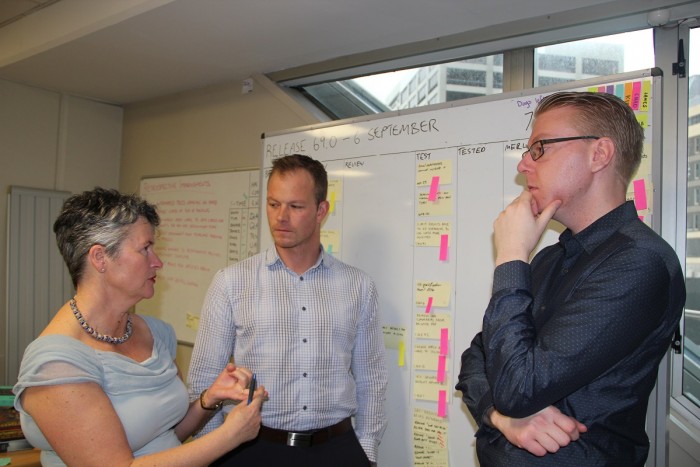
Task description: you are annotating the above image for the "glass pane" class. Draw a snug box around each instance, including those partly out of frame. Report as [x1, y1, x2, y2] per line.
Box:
[358, 56, 503, 112]
[535, 30, 654, 87]
[685, 26, 700, 408]
[299, 55, 503, 119]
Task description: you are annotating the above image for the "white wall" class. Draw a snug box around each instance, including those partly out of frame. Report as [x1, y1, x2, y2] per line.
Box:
[0, 79, 123, 384]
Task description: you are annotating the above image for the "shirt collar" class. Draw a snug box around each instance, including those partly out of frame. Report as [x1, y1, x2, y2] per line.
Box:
[559, 200, 639, 255]
[264, 245, 333, 272]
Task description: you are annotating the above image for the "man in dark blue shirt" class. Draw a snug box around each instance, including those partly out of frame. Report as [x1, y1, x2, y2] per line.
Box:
[455, 91, 685, 466]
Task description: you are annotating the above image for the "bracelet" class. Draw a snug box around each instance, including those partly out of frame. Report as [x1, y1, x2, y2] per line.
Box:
[199, 389, 223, 411]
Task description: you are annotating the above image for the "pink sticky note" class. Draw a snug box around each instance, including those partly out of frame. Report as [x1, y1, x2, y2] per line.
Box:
[440, 328, 448, 355]
[439, 234, 448, 261]
[425, 296, 433, 314]
[633, 179, 647, 210]
[631, 81, 642, 110]
[428, 176, 440, 201]
[437, 354, 446, 382]
[437, 390, 447, 418]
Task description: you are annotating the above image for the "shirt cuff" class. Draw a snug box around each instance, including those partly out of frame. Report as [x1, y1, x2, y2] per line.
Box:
[492, 260, 530, 294]
[358, 436, 379, 463]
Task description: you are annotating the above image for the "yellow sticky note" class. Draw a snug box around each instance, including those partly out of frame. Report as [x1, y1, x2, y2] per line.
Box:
[415, 222, 451, 247]
[414, 373, 450, 401]
[414, 313, 452, 339]
[327, 179, 342, 201]
[417, 190, 453, 217]
[415, 281, 451, 308]
[321, 229, 341, 254]
[383, 325, 406, 349]
[416, 160, 453, 186]
[185, 312, 200, 331]
[413, 344, 441, 370]
[329, 191, 336, 213]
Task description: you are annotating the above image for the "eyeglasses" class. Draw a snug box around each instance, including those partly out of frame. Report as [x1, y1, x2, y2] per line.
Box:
[522, 136, 600, 161]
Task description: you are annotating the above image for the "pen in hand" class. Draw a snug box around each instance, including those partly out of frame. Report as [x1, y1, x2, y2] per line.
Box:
[247, 373, 257, 405]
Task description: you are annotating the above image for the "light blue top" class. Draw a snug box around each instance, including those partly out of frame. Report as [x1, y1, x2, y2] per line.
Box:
[13, 315, 188, 467]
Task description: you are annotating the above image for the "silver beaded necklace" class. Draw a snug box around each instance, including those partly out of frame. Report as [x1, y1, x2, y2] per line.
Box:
[69, 298, 133, 345]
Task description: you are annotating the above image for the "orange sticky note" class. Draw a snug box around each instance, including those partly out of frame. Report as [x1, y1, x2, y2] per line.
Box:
[624, 82, 633, 106]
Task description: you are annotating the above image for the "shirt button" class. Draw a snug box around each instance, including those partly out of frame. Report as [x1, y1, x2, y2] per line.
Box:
[300, 276, 304, 281]
[303, 405, 307, 410]
[302, 306, 306, 311]
[303, 372, 308, 377]
[302, 338, 307, 343]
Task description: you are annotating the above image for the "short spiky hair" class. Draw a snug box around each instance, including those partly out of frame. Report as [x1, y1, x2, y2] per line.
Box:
[53, 187, 159, 288]
[269, 154, 328, 205]
[535, 91, 644, 185]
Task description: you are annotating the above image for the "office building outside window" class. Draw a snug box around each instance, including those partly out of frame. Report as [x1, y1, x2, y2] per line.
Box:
[684, 27, 700, 409]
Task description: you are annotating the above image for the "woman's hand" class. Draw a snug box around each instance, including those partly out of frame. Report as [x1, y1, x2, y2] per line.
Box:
[221, 386, 267, 446]
[204, 363, 253, 406]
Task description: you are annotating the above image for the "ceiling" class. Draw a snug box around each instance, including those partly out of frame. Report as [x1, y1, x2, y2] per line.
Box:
[0, 0, 695, 105]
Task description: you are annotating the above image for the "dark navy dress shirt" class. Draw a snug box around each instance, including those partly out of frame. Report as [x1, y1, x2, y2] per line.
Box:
[456, 201, 685, 466]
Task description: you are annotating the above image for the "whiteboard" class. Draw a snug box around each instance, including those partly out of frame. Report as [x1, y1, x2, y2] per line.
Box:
[137, 170, 261, 344]
[261, 69, 661, 467]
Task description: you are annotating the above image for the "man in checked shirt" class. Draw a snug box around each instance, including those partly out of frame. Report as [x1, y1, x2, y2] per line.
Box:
[188, 154, 387, 467]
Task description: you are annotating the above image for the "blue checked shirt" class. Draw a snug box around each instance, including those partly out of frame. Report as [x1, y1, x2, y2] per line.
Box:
[188, 247, 388, 461]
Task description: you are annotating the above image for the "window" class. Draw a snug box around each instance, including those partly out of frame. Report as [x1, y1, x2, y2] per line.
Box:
[464, 56, 488, 65]
[582, 57, 619, 75]
[535, 30, 653, 87]
[302, 30, 654, 120]
[684, 26, 700, 410]
[538, 54, 576, 73]
[447, 68, 486, 87]
[537, 76, 573, 87]
[493, 72, 503, 89]
[418, 85, 427, 104]
[428, 72, 439, 92]
[294, 53, 503, 119]
[446, 91, 482, 101]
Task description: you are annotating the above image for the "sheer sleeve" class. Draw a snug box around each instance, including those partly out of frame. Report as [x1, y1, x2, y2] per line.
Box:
[13, 335, 103, 412]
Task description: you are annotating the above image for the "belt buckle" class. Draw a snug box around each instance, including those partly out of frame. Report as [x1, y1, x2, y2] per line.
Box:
[287, 431, 313, 447]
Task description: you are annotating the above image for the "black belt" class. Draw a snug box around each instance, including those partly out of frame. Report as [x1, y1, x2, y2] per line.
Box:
[258, 418, 352, 447]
